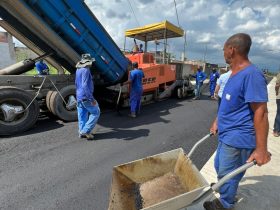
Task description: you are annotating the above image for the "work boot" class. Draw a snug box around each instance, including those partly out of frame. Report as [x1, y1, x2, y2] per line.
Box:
[79, 133, 94, 140]
[92, 126, 99, 134]
[128, 112, 136, 118]
[203, 198, 231, 210]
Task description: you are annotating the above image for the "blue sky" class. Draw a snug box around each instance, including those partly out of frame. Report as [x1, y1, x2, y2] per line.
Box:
[85, 0, 280, 72]
[1, 0, 279, 72]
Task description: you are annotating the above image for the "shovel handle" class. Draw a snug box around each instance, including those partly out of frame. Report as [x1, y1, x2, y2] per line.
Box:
[188, 133, 213, 158]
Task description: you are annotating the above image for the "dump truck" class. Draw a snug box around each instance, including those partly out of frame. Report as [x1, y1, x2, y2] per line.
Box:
[0, 0, 130, 135]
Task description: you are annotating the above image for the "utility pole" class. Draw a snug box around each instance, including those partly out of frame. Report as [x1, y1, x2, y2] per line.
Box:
[183, 31, 187, 61]
[203, 43, 208, 62]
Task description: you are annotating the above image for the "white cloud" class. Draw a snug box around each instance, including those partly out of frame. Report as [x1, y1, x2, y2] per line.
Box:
[2, 0, 279, 71]
[83, 0, 280, 71]
[196, 33, 214, 43]
[234, 20, 266, 31]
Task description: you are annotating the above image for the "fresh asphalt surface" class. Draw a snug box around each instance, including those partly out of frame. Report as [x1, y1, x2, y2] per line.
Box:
[0, 78, 272, 210]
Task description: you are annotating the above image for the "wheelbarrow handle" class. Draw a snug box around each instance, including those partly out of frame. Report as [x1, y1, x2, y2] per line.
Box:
[188, 132, 214, 158]
[211, 160, 257, 191]
[190, 160, 257, 206]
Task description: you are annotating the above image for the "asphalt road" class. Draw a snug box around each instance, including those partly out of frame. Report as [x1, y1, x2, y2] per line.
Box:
[0, 94, 221, 210]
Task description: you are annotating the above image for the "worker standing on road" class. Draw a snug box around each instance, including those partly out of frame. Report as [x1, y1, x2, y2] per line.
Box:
[209, 68, 220, 99]
[273, 72, 280, 137]
[206, 33, 271, 210]
[192, 67, 207, 100]
[35, 60, 49, 75]
[214, 70, 232, 107]
[75, 54, 100, 140]
[128, 62, 144, 118]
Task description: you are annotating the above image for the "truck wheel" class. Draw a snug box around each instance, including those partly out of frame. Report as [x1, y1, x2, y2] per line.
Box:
[46, 90, 57, 116]
[173, 87, 182, 99]
[51, 85, 77, 122]
[46, 90, 55, 115]
[177, 87, 183, 99]
[0, 87, 39, 135]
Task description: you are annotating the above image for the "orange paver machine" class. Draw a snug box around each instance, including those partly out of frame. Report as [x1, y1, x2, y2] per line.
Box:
[105, 21, 195, 107]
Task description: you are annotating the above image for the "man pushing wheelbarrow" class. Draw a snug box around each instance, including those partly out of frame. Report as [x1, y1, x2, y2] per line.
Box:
[205, 33, 271, 210]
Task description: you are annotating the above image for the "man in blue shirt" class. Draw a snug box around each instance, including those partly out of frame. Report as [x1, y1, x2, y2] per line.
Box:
[75, 54, 100, 140]
[209, 68, 220, 99]
[192, 67, 207, 100]
[35, 60, 49, 75]
[205, 33, 271, 210]
[128, 62, 144, 118]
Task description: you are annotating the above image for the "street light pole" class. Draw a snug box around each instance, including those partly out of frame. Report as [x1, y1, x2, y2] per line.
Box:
[203, 43, 208, 62]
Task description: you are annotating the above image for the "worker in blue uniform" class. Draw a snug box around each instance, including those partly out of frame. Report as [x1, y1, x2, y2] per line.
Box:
[75, 54, 100, 140]
[128, 62, 144, 118]
[209, 68, 220, 99]
[206, 33, 271, 210]
[35, 60, 49, 75]
[192, 67, 207, 100]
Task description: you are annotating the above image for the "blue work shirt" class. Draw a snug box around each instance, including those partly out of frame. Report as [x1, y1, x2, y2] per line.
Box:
[193, 70, 207, 84]
[210, 71, 220, 82]
[218, 65, 268, 148]
[130, 68, 144, 92]
[75, 67, 94, 102]
[35, 61, 49, 75]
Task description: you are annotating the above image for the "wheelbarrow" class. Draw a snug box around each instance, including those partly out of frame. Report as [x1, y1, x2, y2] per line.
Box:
[108, 133, 256, 210]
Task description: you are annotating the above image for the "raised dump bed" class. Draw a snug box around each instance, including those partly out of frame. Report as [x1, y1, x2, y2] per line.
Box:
[108, 148, 208, 210]
[0, 0, 129, 85]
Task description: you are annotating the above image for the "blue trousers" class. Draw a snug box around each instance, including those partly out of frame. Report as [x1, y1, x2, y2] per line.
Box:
[273, 99, 280, 133]
[77, 100, 100, 134]
[130, 90, 142, 113]
[209, 81, 216, 96]
[195, 82, 203, 98]
[214, 142, 253, 208]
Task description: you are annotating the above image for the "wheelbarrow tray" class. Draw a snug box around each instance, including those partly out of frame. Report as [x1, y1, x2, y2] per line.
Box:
[108, 148, 209, 210]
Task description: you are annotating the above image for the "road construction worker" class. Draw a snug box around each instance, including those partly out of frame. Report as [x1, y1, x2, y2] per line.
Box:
[192, 66, 207, 100]
[207, 33, 271, 210]
[75, 54, 100, 140]
[35, 60, 49, 75]
[209, 68, 220, 99]
[214, 70, 231, 107]
[128, 62, 144, 117]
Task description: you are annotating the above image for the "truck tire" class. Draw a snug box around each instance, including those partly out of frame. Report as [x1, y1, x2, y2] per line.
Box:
[0, 87, 39, 135]
[46, 90, 57, 116]
[50, 85, 77, 122]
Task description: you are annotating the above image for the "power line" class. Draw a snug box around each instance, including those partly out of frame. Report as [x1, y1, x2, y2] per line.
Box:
[126, 0, 140, 26]
[173, 0, 180, 27]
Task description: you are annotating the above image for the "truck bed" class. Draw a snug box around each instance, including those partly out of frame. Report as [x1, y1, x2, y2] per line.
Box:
[0, 0, 128, 86]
